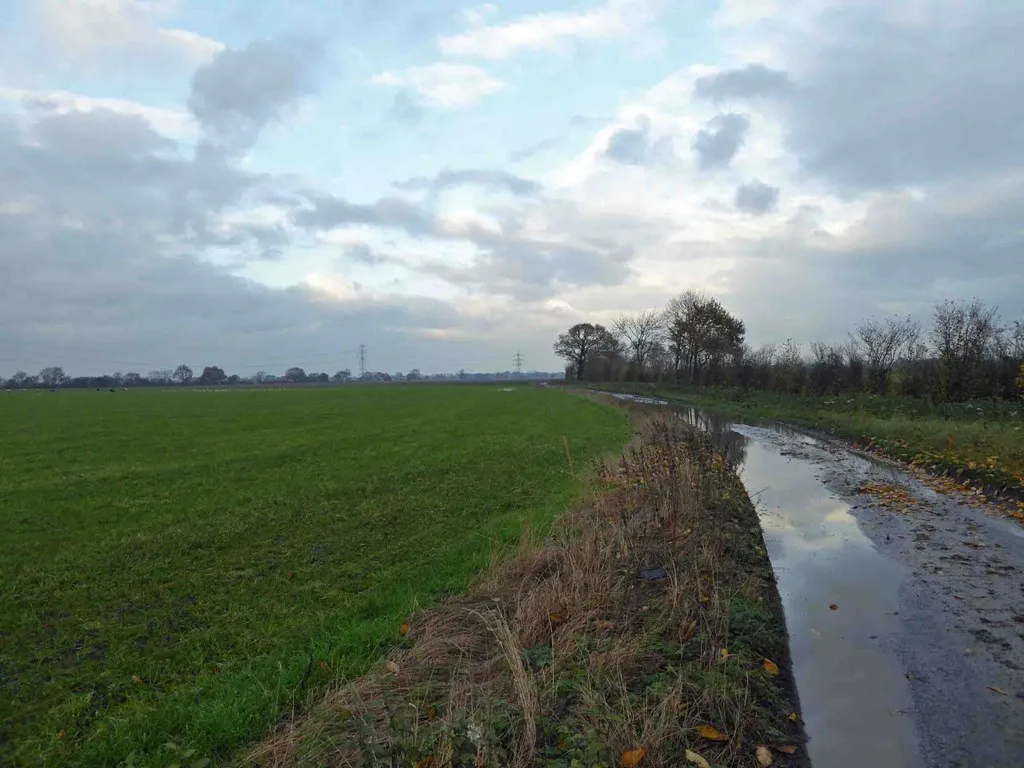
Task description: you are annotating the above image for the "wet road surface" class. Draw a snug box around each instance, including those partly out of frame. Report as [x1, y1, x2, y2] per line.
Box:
[615, 395, 1024, 768]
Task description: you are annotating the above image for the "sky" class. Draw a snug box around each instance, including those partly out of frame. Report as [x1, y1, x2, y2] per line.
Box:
[1, 0, 1021, 377]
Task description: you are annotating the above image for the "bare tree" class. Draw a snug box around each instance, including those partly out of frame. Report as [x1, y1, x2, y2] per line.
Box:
[809, 342, 846, 395]
[772, 339, 806, 394]
[851, 315, 921, 393]
[1004, 320, 1023, 360]
[8, 371, 30, 388]
[38, 367, 68, 388]
[613, 310, 664, 371]
[930, 299, 1002, 401]
[663, 291, 745, 384]
[553, 323, 619, 380]
[172, 364, 193, 385]
[664, 290, 705, 381]
[149, 370, 173, 385]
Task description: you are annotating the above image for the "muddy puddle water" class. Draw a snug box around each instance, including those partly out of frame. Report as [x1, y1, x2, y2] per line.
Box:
[672, 407, 925, 768]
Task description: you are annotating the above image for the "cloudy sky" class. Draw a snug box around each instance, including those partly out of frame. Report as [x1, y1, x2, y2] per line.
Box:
[1, 0, 1021, 376]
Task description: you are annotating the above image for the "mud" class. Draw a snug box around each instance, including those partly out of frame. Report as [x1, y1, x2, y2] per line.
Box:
[613, 394, 1024, 768]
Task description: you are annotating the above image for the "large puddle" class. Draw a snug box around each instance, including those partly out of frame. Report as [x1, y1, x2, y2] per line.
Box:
[666, 402, 925, 767]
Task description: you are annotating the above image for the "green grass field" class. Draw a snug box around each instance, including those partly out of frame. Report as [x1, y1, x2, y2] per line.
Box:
[0, 385, 628, 767]
[593, 382, 1024, 494]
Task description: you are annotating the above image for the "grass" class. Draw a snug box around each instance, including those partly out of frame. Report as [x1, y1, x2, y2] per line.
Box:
[252, 408, 802, 768]
[590, 383, 1024, 498]
[0, 385, 628, 767]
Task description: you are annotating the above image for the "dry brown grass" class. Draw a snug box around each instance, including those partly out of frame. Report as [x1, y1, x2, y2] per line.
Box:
[245, 413, 801, 768]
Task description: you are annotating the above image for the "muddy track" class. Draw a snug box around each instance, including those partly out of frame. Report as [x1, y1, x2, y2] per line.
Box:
[611, 394, 1024, 768]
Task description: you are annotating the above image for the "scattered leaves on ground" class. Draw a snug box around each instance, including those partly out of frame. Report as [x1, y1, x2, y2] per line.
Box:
[774, 745, 798, 755]
[756, 745, 773, 766]
[763, 659, 779, 676]
[858, 481, 920, 513]
[685, 749, 712, 768]
[698, 725, 728, 742]
[621, 747, 646, 766]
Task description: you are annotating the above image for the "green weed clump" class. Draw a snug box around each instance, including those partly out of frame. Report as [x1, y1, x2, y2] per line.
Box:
[0, 386, 627, 767]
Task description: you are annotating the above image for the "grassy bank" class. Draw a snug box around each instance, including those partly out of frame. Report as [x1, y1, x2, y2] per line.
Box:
[590, 383, 1024, 498]
[252, 410, 802, 768]
[0, 386, 627, 767]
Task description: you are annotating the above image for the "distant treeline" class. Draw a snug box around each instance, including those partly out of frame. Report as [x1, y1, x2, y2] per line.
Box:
[0, 364, 557, 390]
[554, 294, 1024, 402]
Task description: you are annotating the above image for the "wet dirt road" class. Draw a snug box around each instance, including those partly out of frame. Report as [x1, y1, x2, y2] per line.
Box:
[620, 396, 1024, 767]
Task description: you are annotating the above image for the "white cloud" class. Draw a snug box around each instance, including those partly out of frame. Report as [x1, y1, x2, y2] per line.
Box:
[36, 0, 224, 66]
[439, 0, 662, 59]
[157, 28, 228, 61]
[371, 63, 505, 108]
[0, 87, 195, 139]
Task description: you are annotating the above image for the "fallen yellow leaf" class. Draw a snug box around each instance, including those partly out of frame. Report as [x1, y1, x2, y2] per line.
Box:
[548, 612, 563, 624]
[399, 622, 410, 636]
[775, 745, 798, 754]
[763, 659, 779, 676]
[698, 725, 728, 742]
[685, 749, 711, 768]
[318, 660, 330, 673]
[756, 745, 773, 766]
[385, 660, 400, 674]
[787, 712, 798, 722]
[620, 747, 646, 766]
[719, 648, 730, 660]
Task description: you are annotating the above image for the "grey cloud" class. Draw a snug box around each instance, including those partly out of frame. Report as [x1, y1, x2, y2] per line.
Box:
[692, 113, 749, 170]
[693, 64, 793, 102]
[393, 169, 542, 197]
[0, 108, 263, 248]
[291, 191, 637, 301]
[734, 179, 779, 214]
[340, 243, 406, 267]
[188, 38, 322, 154]
[508, 137, 560, 163]
[425, 237, 633, 301]
[569, 114, 606, 127]
[780, 3, 1024, 190]
[0, 96, 637, 372]
[291, 193, 436, 235]
[29, 105, 175, 159]
[389, 91, 424, 125]
[720, 176, 1024, 344]
[603, 119, 676, 167]
[0, 105, 488, 375]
